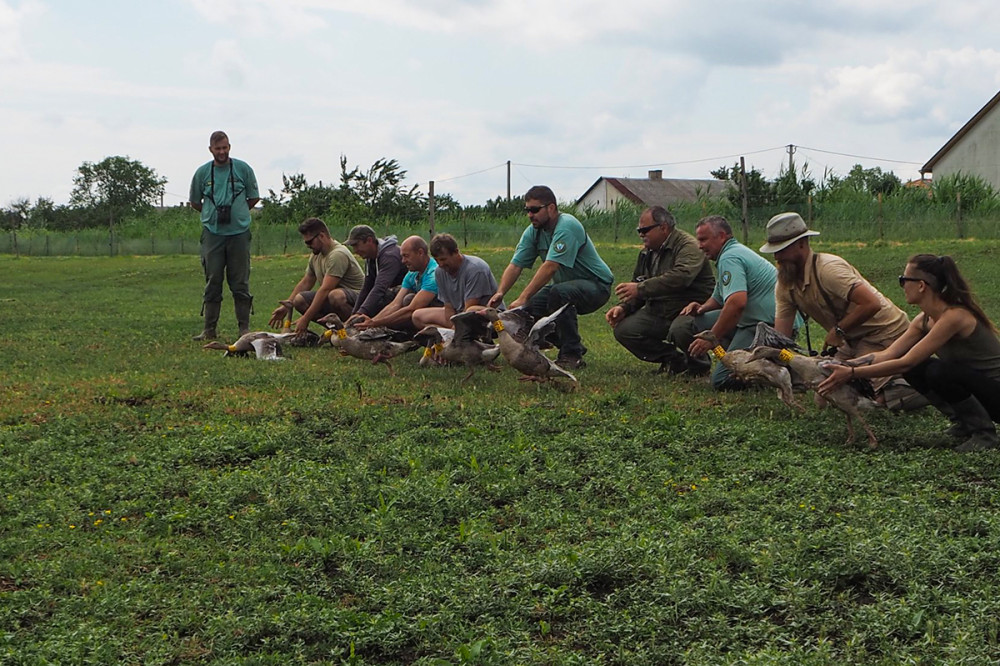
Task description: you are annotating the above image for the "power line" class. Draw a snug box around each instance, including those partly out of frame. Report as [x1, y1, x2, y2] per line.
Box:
[434, 162, 508, 183]
[795, 145, 924, 166]
[512, 146, 787, 171]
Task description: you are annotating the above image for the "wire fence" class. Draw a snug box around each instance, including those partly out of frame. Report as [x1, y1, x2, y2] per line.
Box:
[2, 205, 997, 257]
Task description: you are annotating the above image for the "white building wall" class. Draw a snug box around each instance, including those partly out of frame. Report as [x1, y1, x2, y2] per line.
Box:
[934, 107, 1000, 191]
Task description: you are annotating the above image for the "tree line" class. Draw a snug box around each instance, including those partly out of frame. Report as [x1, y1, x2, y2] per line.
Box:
[3, 153, 1000, 236]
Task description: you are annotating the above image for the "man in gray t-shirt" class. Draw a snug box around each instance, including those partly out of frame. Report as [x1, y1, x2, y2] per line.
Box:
[413, 233, 502, 328]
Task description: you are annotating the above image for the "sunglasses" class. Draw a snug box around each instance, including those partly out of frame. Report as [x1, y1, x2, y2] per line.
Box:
[636, 223, 660, 235]
[303, 235, 320, 246]
[524, 205, 547, 214]
[898, 275, 924, 287]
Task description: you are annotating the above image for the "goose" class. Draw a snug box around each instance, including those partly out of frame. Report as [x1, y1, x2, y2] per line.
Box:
[317, 314, 418, 375]
[414, 326, 455, 366]
[480, 304, 576, 383]
[693, 330, 798, 409]
[749, 346, 879, 448]
[202, 331, 296, 360]
[415, 310, 501, 383]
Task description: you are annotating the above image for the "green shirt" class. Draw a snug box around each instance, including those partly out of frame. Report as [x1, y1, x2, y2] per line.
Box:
[307, 240, 365, 291]
[189, 158, 259, 236]
[511, 213, 613, 286]
[712, 238, 783, 329]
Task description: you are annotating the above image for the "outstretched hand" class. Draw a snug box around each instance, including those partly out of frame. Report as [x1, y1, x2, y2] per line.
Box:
[817, 361, 852, 396]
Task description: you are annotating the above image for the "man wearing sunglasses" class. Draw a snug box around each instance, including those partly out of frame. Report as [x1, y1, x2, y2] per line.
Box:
[268, 217, 365, 338]
[605, 206, 715, 375]
[488, 185, 613, 370]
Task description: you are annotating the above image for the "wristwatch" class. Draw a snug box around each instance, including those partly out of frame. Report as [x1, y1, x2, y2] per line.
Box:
[834, 325, 847, 339]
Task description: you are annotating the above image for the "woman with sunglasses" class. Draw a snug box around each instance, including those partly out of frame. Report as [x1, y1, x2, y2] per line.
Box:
[819, 254, 1000, 452]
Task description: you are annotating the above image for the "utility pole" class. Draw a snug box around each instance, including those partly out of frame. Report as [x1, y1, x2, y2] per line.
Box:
[506, 160, 511, 200]
[786, 144, 797, 173]
[428, 181, 435, 237]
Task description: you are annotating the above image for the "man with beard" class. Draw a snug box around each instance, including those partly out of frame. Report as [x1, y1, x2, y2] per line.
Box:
[488, 185, 613, 370]
[605, 206, 715, 374]
[268, 217, 365, 339]
[760, 212, 923, 409]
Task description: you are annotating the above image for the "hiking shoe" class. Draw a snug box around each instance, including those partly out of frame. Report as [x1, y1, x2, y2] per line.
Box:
[556, 355, 586, 370]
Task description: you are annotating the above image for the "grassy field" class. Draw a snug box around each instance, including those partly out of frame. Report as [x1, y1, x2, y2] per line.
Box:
[2, 238, 1000, 664]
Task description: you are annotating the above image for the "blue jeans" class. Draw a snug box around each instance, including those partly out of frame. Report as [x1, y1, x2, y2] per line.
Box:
[526, 280, 611, 358]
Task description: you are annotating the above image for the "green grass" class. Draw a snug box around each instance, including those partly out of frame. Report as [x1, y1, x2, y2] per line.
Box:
[2, 240, 1000, 664]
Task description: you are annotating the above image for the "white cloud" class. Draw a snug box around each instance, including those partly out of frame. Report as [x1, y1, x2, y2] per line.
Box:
[185, 0, 328, 37]
[0, 0, 42, 63]
[812, 48, 1000, 131]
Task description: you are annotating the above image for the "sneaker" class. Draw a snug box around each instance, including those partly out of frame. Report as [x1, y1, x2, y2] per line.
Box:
[556, 355, 586, 370]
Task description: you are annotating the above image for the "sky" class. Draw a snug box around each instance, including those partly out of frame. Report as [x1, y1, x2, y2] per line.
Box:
[2, 0, 1000, 209]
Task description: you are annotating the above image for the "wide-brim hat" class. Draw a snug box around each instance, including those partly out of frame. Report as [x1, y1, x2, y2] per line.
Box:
[759, 212, 820, 253]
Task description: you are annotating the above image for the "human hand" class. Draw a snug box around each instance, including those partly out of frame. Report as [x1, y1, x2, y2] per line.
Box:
[605, 305, 625, 327]
[678, 301, 702, 317]
[293, 318, 310, 338]
[688, 337, 713, 358]
[509, 296, 526, 309]
[823, 327, 845, 349]
[268, 304, 289, 329]
[350, 314, 373, 330]
[817, 362, 851, 395]
[614, 282, 639, 303]
[487, 291, 504, 308]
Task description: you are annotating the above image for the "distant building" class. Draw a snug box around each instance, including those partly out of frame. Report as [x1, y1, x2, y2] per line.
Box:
[921, 89, 1000, 191]
[576, 170, 728, 212]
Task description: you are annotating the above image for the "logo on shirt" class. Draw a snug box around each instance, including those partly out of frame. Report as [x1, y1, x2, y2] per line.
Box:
[721, 270, 732, 286]
[553, 241, 567, 254]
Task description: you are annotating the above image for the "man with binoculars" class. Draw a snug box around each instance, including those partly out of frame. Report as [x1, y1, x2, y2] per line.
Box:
[190, 130, 260, 340]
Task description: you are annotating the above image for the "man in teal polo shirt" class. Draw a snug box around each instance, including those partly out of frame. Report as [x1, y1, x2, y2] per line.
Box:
[189, 130, 260, 340]
[351, 235, 441, 332]
[670, 215, 798, 390]
[488, 185, 613, 369]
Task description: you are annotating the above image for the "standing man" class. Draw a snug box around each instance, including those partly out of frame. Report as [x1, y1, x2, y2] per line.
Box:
[605, 206, 715, 374]
[351, 236, 441, 332]
[760, 211, 923, 410]
[671, 215, 796, 389]
[345, 224, 405, 321]
[267, 217, 365, 337]
[488, 186, 612, 369]
[413, 233, 502, 328]
[189, 130, 259, 340]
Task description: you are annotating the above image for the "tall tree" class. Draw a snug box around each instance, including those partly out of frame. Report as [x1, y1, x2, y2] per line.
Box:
[70, 156, 167, 227]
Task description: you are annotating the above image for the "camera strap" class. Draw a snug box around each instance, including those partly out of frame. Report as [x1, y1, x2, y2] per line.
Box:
[207, 162, 240, 207]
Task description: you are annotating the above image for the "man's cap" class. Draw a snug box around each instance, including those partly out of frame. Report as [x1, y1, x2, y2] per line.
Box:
[759, 212, 820, 253]
[345, 224, 376, 246]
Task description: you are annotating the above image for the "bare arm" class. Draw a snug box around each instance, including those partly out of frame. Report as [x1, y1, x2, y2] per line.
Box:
[688, 293, 745, 357]
[366, 289, 439, 328]
[825, 282, 882, 347]
[510, 260, 559, 308]
[298, 274, 341, 327]
[269, 273, 317, 327]
[819, 310, 973, 393]
[489, 264, 524, 307]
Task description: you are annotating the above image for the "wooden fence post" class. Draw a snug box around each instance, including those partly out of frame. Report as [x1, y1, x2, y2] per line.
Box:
[739, 157, 750, 245]
[956, 192, 963, 239]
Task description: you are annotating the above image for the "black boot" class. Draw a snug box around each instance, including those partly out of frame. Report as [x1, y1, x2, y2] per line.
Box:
[234, 296, 253, 337]
[193, 301, 221, 341]
[952, 396, 999, 453]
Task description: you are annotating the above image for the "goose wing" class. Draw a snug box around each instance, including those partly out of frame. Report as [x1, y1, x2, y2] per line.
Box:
[526, 303, 569, 349]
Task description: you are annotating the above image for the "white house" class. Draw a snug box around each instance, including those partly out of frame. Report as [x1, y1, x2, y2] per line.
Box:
[921, 89, 1000, 191]
[576, 170, 728, 212]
